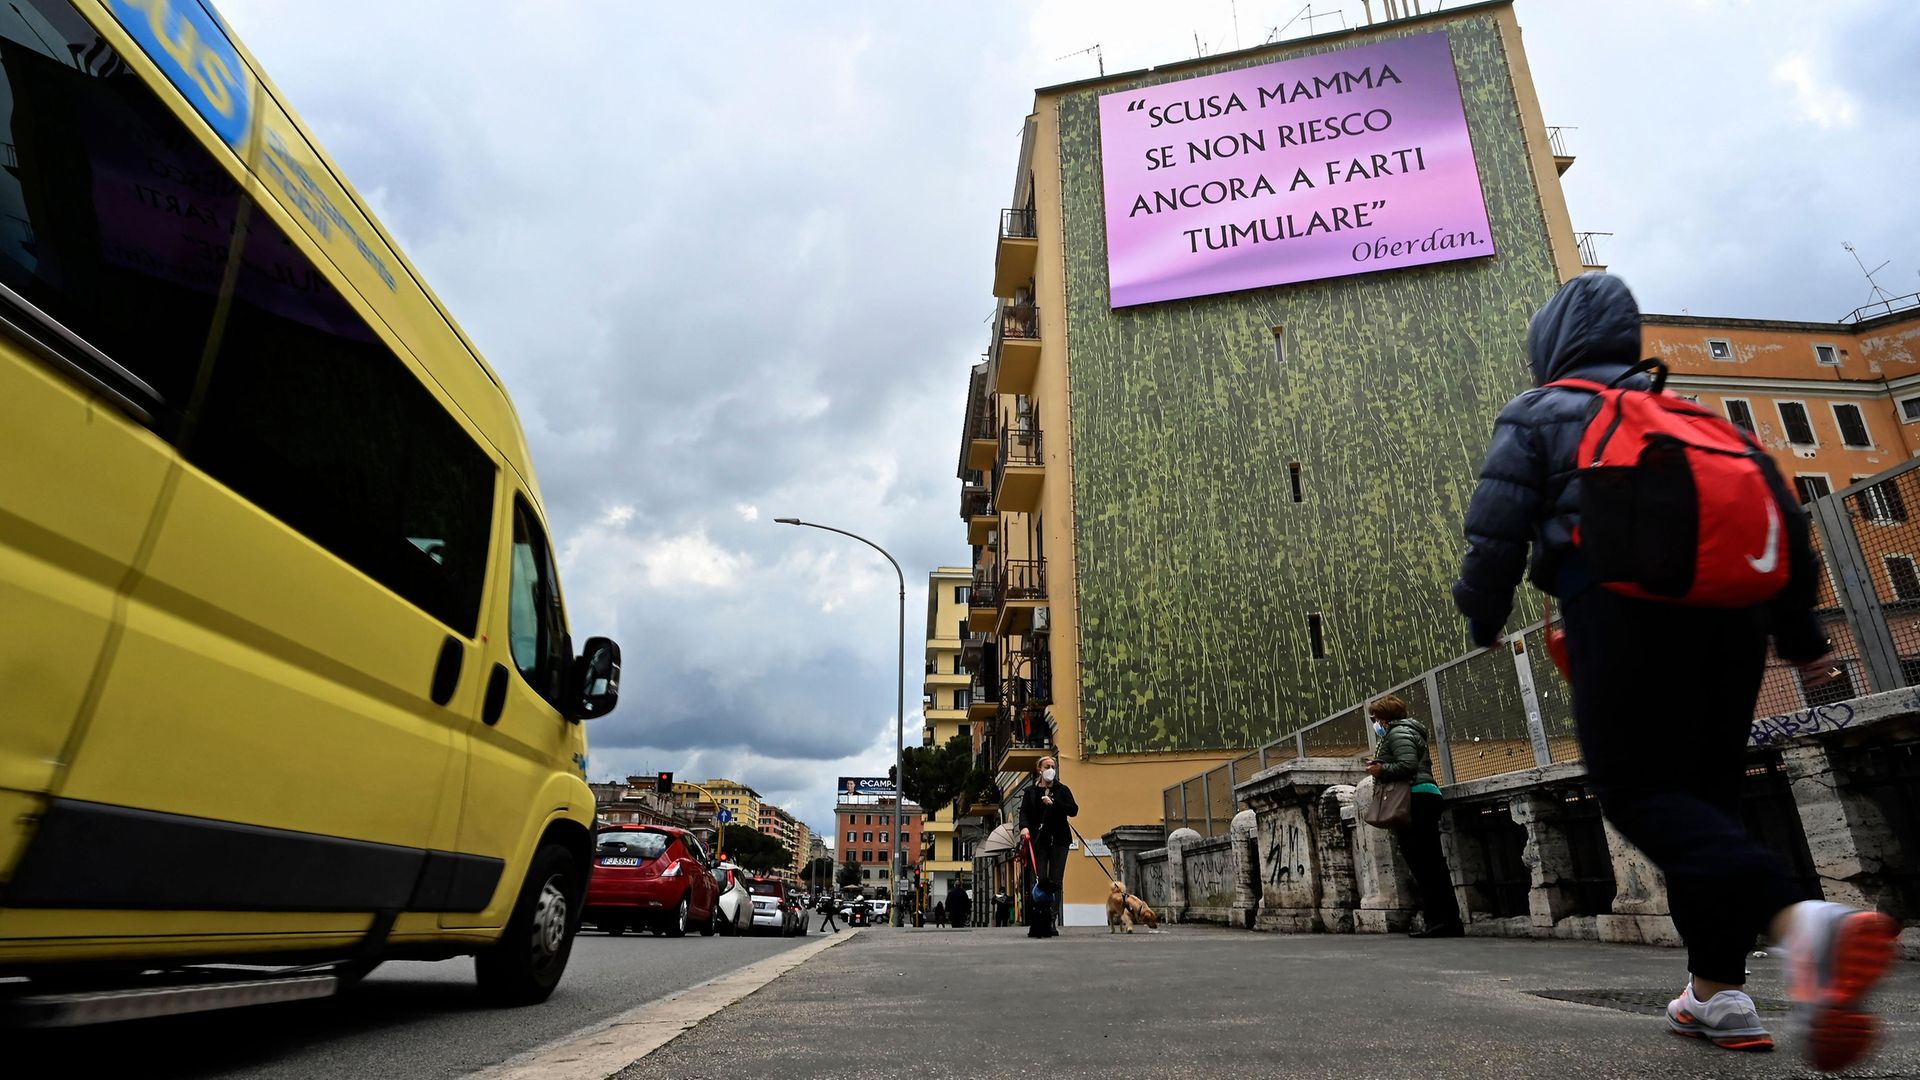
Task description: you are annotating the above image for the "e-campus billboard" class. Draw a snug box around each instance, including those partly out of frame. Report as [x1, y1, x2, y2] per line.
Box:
[1097, 31, 1495, 308]
[839, 776, 896, 798]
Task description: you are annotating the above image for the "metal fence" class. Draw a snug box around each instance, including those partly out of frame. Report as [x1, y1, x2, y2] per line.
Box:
[1163, 456, 1920, 837]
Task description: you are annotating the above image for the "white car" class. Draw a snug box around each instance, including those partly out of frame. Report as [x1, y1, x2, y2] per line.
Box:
[709, 862, 753, 935]
[746, 880, 801, 935]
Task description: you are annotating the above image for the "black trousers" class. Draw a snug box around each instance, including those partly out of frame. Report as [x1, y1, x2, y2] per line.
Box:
[1026, 843, 1069, 933]
[1394, 791, 1461, 929]
[1565, 588, 1805, 985]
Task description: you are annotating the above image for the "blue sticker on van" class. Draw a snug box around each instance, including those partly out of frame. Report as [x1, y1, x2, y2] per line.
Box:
[108, 0, 251, 148]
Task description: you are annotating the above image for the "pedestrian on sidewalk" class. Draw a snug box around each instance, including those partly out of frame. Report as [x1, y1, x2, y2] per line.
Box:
[949, 881, 970, 929]
[1364, 693, 1462, 938]
[1452, 272, 1898, 1071]
[932, 900, 947, 928]
[1019, 755, 1077, 938]
[995, 891, 1013, 927]
[815, 892, 839, 934]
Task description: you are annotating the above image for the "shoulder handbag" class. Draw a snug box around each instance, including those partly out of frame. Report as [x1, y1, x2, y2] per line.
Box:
[1356, 774, 1412, 829]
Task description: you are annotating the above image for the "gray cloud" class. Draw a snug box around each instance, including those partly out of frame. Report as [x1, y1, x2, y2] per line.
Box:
[220, 0, 1918, 832]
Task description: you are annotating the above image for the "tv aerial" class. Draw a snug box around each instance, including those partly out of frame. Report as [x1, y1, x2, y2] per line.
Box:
[1843, 242, 1896, 308]
[1056, 43, 1103, 77]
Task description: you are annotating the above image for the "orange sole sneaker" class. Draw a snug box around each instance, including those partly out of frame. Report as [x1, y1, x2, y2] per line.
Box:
[1795, 910, 1899, 1073]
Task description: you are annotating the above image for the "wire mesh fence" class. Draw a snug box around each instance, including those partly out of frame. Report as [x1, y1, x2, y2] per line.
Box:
[1161, 456, 1920, 837]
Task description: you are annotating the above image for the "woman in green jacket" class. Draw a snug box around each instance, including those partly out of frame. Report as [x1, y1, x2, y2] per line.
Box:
[1365, 694, 1463, 938]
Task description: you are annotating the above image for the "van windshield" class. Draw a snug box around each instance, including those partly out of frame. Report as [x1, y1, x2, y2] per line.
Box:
[596, 832, 668, 860]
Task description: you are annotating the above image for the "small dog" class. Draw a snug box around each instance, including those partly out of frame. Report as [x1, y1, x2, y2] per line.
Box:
[1125, 889, 1159, 930]
[1106, 880, 1133, 933]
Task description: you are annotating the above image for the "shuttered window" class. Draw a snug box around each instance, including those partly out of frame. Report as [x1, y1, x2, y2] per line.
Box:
[1778, 402, 1817, 446]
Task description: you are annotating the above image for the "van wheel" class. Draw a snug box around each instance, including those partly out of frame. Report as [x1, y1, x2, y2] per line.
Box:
[664, 896, 689, 937]
[475, 843, 580, 1006]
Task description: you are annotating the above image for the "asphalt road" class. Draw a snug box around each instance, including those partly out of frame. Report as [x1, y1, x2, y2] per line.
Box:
[14, 925, 827, 1079]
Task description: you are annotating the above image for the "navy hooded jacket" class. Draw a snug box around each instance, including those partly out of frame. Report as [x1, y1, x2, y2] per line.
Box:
[1451, 274, 1825, 659]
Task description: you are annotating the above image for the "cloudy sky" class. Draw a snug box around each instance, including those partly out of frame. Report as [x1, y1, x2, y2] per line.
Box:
[215, 0, 1918, 837]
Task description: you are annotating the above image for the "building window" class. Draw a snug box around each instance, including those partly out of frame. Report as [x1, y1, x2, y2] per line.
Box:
[1798, 662, 1857, 707]
[1708, 338, 1734, 361]
[1814, 343, 1840, 366]
[955, 586, 969, 604]
[1899, 397, 1920, 424]
[958, 724, 971, 742]
[863, 832, 873, 842]
[1307, 612, 1326, 660]
[1288, 463, 1304, 503]
[880, 833, 890, 845]
[1795, 475, 1832, 504]
[1272, 326, 1287, 365]
[862, 869, 871, 880]
[955, 689, 970, 709]
[1725, 399, 1757, 435]
[1777, 402, 1817, 447]
[846, 831, 856, 843]
[1857, 477, 1910, 524]
[1886, 556, 1920, 602]
[1832, 403, 1872, 449]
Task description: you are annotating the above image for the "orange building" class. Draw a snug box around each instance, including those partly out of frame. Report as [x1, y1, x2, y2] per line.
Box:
[1648, 298, 1920, 502]
[1647, 295, 1920, 712]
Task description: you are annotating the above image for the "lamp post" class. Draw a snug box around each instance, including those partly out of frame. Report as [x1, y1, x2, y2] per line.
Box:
[775, 517, 907, 927]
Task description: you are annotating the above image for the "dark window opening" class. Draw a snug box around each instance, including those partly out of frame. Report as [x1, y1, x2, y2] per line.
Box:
[1795, 475, 1832, 504]
[1725, 400, 1756, 434]
[1288, 462, 1304, 503]
[1833, 403, 1871, 449]
[1778, 402, 1816, 446]
[1271, 326, 1286, 365]
[1307, 612, 1326, 659]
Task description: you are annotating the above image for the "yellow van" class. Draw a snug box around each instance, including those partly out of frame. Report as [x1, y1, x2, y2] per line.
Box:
[0, 0, 620, 1021]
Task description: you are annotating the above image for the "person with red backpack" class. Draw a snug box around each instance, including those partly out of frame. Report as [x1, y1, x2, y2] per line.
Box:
[1452, 273, 1897, 1071]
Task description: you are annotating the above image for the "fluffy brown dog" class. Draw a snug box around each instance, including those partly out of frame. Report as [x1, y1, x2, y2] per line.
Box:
[1106, 880, 1133, 933]
[1125, 892, 1159, 930]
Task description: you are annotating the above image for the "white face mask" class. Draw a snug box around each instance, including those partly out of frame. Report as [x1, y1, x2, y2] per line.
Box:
[1041, 767, 1057, 783]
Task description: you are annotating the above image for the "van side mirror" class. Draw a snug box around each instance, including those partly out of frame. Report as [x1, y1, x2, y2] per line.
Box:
[571, 637, 620, 721]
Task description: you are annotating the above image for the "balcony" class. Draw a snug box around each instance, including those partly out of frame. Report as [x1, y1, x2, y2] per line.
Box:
[967, 672, 1000, 723]
[967, 569, 999, 632]
[992, 302, 1041, 397]
[992, 207, 1038, 300]
[995, 558, 1046, 636]
[994, 417, 1043, 515]
[960, 482, 996, 545]
[990, 705, 1055, 777]
[963, 393, 997, 473]
[1546, 125, 1576, 176]
[1576, 231, 1610, 274]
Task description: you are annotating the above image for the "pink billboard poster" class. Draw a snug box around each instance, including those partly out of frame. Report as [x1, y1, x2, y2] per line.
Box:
[1097, 31, 1495, 308]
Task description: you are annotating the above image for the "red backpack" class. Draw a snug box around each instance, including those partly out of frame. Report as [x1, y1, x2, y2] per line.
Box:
[1547, 359, 1792, 608]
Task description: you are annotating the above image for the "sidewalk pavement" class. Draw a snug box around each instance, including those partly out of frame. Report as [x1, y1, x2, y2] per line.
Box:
[614, 924, 1919, 1080]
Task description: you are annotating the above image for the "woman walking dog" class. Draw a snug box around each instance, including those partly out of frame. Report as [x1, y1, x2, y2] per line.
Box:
[1019, 756, 1077, 938]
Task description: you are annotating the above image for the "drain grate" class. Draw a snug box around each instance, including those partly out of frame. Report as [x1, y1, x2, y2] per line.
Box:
[1531, 989, 1792, 1016]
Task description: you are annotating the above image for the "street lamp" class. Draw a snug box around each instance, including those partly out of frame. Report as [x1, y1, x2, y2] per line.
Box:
[774, 517, 907, 927]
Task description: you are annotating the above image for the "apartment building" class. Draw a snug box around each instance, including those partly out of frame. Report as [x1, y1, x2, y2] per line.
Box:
[834, 798, 923, 896]
[920, 566, 975, 908]
[703, 778, 763, 835]
[956, 0, 1590, 923]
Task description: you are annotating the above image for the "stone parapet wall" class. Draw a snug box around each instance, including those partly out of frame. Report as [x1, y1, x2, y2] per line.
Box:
[1140, 688, 1920, 958]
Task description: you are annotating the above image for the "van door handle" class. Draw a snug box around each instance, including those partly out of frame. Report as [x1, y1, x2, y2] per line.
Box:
[429, 635, 463, 706]
[482, 664, 508, 726]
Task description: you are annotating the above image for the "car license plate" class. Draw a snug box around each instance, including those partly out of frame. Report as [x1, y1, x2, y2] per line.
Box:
[600, 857, 641, 866]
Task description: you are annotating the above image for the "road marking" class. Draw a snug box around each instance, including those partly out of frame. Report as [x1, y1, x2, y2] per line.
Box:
[473, 931, 857, 1080]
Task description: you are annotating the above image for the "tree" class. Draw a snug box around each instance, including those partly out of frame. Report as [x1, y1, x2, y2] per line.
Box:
[835, 861, 862, 889]
[900, 733, 976, 821]
[720, 828, 792, 873]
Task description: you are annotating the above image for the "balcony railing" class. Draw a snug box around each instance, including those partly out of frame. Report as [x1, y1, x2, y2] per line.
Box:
[999, 419, 1042, 470]
[988, 705, 1055, 772]
[996, 558, 1046, 603]
[970, 569, 999, 609]
[1546, 125, 1574, 158]
[1843, 292, 1920, 324]
[1006, 643, 1051, 708]
[969, 671, 1000, 707]
[960, 482, 991, 521]
[1575, 231, 1611, 268]
[1000, 207, 1037, 240]
[996, 303, 1040, 346]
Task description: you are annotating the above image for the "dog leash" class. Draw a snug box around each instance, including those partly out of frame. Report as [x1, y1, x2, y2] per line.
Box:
[1069, 823, 1138, 903]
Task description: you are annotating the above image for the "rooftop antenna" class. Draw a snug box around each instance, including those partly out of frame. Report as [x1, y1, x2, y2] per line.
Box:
[1268, 3, 1348, 42]
[1843, 242, 1896, 307]
[1193, 31, 1207, 58]
[1056, 43, 1103, 77]
[1231, 0, 1242, 49]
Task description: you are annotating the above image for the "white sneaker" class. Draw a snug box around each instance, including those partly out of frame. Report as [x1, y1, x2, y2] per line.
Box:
[1785, 900, 1898, 1073]
[1666, 983, 1774, 1052]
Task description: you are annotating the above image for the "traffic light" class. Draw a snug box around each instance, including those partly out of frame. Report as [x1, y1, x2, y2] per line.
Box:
[655, 771, 673, 795]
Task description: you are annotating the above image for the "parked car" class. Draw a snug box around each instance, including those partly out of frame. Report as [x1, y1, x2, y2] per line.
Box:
[711, 862, 753, 935]
[844, 898, 871, 927]
[787, 895, 810, 935]
[583, 826, 719, 937]
[747, 879, 802, 936]
[868, 898, 892, 924]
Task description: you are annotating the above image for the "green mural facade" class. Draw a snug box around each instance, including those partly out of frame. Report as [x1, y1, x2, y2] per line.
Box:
[1061, 14, 1557, 755]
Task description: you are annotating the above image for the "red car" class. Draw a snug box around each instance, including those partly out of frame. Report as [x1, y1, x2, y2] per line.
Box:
[584, 826, 720, 937]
